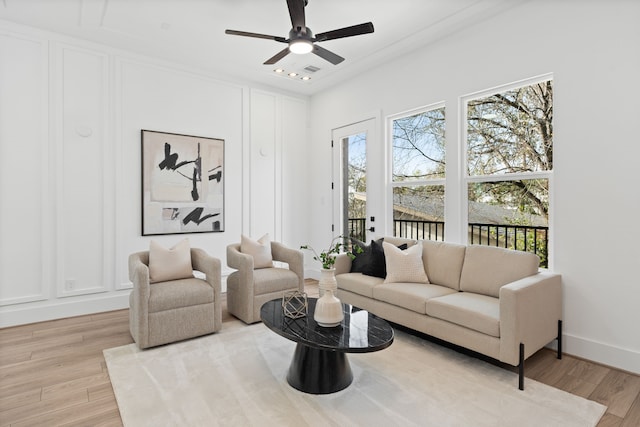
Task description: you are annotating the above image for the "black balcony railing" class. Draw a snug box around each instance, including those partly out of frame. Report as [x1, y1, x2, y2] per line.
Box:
[347, 218, 548, 267]
[469, 222, 548, 268]
[394, 219, 444, 241]
[347, 218, 367, 242]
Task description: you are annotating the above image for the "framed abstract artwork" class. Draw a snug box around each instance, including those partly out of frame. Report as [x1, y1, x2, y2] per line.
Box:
[141, 130, 224, 235]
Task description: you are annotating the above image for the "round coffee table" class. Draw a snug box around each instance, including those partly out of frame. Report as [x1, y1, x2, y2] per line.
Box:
[260, 297, 394, 394]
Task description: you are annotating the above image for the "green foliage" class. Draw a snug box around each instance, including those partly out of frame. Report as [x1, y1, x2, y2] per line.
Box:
[300, 235, 362, 270]
[484, 225, 548, 268]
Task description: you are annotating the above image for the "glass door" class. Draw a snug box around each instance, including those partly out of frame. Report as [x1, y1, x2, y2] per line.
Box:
[332, 119, 380, 244]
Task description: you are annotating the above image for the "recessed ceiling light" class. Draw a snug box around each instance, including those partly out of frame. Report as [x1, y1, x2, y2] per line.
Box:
[274, 68, 285, 73]
[301, 76, 311, 81]
[288, 72, 298, 77]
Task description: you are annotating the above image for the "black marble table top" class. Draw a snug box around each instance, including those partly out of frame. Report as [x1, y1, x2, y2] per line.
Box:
[260, 298, 394, 354]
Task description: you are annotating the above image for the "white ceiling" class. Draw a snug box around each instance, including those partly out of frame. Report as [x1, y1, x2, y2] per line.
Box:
[0, 0, 517, 96]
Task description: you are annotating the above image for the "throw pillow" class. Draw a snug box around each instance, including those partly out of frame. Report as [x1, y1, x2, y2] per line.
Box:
[357, 238, 408, 278]
[363, 238, 387, 278]
[383, 241, 429, 284]
[350, 238, 374, 273]
[240, 233, 274, 269]
[148, 238, 193, 283]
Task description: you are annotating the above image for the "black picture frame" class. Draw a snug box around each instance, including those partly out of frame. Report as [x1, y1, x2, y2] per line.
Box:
[141, 129, 224, 235]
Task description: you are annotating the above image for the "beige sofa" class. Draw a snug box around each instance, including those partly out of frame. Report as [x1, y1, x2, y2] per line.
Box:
[334, 237, 562, 390]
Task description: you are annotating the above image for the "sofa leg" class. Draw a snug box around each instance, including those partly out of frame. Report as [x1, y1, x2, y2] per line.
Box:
[557, 320, 563, 360]
[518, 343, 525, 390]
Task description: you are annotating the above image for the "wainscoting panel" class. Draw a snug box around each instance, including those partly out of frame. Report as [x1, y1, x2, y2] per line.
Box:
[56, 44, 109, 297]
[0, 32, 50, 306]
[280, 96, 307, 246]
[249, 90, 277, 239]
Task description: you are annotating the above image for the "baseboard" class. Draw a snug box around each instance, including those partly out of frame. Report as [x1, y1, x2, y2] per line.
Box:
[564, 333, 639, 375]
[0, 292, 130, 328]
[0, 273, 230, 328]
[305, 269, 320, 280]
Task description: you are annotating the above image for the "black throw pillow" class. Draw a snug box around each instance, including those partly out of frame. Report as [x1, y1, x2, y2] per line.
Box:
[349, 238, 374, 274]
[361, 238, 386, 278]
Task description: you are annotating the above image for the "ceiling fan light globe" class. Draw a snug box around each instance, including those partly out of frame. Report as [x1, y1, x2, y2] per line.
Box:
[289, 39, 313, 54]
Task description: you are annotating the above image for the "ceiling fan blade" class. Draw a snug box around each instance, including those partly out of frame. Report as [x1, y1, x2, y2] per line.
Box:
[286, 0, 306, 32]
[225, 29, 286, 43]
[264, 47, 291, 65]
[312, 44, 344, 65]
[315, 22, 374, 42]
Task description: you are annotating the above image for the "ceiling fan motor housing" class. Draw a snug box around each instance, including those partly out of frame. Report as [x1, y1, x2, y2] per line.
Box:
[289, 27, 313, 41]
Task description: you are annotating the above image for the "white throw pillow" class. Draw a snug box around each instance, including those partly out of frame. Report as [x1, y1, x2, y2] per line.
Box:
[240, 233, 274, 269]
[383, 241, 429, 284]
[148, 239, 193, 283]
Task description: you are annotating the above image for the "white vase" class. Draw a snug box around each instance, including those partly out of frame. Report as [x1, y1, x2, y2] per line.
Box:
[318, 268, 337, 297]
[314, 289, 344, 327]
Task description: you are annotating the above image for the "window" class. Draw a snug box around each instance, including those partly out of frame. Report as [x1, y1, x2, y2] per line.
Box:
[389, 104, 445, 241]
[345, 132, 367, 241]
[464, 76, 553, 267]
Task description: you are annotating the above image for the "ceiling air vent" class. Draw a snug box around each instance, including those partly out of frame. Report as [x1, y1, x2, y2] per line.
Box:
[303, 65, 321, 73]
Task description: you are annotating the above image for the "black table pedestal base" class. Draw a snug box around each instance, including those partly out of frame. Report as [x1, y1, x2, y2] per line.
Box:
[286, 343, 353, 394]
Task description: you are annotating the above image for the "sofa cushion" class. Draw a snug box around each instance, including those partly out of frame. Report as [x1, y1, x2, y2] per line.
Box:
[336, 272, 384, 298]
[383, 242, 429, 284]
[382, 236, 417, 248]
[421, 240, 466, 291]
[426, 292, 500, 337]
[373, 283, 457, 314]
[459, 245, 540, 297]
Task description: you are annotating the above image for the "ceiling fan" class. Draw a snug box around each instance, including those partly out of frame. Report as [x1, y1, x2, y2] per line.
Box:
[225, 0, 374, 65]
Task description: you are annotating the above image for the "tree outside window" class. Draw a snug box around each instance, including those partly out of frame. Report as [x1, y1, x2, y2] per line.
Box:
[465, 77, 553, 267]
[390, 105, 446, 241]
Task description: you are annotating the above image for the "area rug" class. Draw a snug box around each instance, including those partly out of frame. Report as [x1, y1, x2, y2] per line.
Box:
[104, 322, 606, 427]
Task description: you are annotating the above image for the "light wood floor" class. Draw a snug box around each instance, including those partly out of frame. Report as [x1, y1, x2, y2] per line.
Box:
[1, 282, 639, 426]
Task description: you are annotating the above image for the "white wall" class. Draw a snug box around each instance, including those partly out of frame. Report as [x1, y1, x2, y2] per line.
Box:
[0, 21, 308, 327]
[308, 1, 640, 373]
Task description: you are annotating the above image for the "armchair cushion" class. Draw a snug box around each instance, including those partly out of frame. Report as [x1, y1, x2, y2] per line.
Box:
[241, 233, 273, 269]
[148, 278, 215, 312]
[253, 268, 300, 295]
[148, 239, 193, 283]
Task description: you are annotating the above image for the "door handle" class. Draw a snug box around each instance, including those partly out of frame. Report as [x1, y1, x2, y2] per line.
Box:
[368, 227, 375, 232]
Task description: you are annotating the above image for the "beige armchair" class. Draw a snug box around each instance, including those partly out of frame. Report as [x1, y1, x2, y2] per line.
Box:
[226, 241, 304, 324]
[128, 248, 222, 349]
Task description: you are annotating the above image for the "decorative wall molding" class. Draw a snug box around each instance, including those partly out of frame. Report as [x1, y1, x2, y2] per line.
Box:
[54, 42, 111, 298]
[0, 30, 50, 306]
[0, 20, 306, 328]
